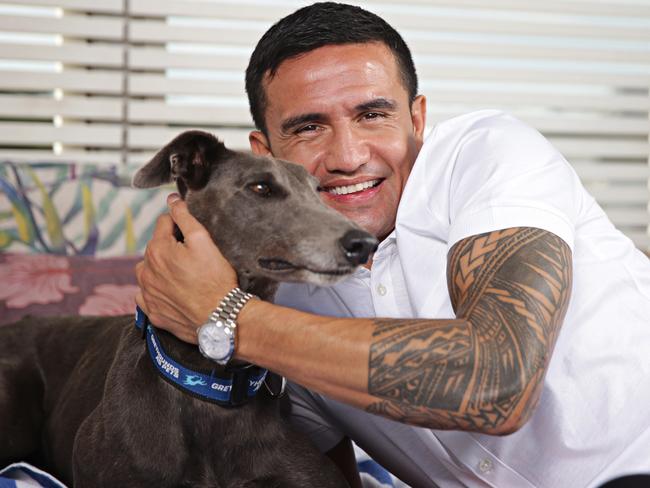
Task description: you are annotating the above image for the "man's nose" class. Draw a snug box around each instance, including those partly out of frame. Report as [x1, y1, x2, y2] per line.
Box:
[324, 126, 370, 173]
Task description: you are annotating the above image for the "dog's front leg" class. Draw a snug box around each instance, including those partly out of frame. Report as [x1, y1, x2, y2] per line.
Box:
[70, 333, 190, 488]
[70, 406, 151, 488]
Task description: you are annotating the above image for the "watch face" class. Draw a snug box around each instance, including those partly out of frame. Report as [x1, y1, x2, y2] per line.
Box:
[197, 322, 233, 362]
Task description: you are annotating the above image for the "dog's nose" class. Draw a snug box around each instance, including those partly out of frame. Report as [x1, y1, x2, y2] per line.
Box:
[340, 230, 379, 266]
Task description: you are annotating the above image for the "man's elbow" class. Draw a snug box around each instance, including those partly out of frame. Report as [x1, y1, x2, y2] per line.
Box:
[487, 374, 545, 436]
[488, 414, 529, 436]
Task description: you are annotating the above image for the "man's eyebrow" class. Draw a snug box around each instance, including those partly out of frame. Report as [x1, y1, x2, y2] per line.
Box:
[355, 98, 398, 112]
[280, 113, 325, 133]
[279, 98, 398, 133]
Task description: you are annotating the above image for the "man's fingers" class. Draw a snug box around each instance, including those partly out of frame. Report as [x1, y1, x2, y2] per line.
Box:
[167, 193, 208, 241]
[135, 290, 148, 314]
[151, 212, 175, 241]
[135, 260, 143, 282]
[136, 288, 199, 344]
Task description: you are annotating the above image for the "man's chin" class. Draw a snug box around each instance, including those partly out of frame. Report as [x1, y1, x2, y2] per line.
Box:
[319, 197, 395, 240]
[345, 214, 393, 242]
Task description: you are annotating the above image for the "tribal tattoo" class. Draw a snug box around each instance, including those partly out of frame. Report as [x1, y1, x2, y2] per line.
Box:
[366, 227, 572, 433]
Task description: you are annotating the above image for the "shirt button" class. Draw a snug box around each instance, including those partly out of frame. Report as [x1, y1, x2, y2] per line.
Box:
[376, 284, 387, 296]
[478, 458, 493, 474]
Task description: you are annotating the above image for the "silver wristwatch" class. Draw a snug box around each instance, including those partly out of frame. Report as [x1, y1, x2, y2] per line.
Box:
[197, 287, 257, 365]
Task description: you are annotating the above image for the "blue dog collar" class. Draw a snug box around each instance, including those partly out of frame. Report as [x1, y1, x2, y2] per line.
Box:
[135, 306, 267, 407]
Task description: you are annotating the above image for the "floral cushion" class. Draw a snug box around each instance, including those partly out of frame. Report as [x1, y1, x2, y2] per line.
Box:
[0, 252, 140, 325]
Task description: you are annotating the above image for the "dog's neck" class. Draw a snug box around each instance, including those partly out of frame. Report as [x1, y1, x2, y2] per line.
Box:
[237, 274, 278, 302]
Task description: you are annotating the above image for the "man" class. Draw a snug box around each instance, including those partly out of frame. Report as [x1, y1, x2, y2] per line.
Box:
[135, 3, 650, 487]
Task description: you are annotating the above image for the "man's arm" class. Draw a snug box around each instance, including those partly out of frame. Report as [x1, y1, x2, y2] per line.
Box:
[364, 227, 572, 433]
[137, 198, 572, 434]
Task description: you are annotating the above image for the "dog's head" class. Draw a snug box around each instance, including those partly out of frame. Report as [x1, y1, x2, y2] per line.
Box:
[133, 130, 377, 292]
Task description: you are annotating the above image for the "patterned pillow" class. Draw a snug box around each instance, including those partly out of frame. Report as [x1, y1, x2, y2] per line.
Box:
[0, 161, 169, 257]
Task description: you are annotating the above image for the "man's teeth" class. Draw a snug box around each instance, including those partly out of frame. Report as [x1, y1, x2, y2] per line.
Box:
[327, 179, 380, 195]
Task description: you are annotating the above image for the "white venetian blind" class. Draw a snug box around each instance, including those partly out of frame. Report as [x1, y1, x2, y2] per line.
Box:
[0, 0, 648, 249]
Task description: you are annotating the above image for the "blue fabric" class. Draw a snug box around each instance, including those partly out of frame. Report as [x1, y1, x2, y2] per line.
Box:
[358, 459, 395, 486]
[0, 463, 67, 488]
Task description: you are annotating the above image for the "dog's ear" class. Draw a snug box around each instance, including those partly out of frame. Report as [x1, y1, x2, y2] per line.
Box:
[132, 130, 228, 196]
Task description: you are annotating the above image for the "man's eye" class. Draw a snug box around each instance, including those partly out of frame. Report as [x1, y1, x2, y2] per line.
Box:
[363, 112, 384, 120]
[248, 182, 272, 196]
[296, 124, 319, 133]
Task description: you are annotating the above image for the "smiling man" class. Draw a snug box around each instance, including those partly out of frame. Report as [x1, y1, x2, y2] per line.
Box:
[135, 3, 650, 487]
[248, 41, 423, 243]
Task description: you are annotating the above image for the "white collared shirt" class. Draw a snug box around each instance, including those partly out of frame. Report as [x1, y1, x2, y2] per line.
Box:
[275, 110, 650, 488]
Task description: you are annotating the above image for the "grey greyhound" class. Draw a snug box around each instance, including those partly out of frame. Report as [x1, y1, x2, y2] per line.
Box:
[0, 130, 378, 487]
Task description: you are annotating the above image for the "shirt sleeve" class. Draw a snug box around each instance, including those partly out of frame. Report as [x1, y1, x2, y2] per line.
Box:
[442, 112, 580, 250]
[286, 381, 345, 453]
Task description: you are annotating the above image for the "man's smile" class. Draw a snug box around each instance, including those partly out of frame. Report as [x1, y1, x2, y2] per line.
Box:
[321, 178, 383, 196]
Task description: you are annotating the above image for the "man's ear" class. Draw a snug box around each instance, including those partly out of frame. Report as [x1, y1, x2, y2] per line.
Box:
[133, 130, 227, 195]
[410, 95, 427, 144]
[249, 130, 273, 156]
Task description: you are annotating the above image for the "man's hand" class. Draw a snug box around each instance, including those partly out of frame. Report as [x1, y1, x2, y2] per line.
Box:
[135, 193, 238, 344]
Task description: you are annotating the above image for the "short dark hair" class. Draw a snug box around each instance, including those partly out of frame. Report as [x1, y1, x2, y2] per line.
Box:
[245, 2, 418, 134]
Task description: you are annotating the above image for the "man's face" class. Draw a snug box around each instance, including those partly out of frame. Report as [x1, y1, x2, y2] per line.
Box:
[249, 42, 426, 241]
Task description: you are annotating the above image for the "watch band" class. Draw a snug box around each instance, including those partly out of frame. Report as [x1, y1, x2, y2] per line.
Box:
[210, 287, 256, 337]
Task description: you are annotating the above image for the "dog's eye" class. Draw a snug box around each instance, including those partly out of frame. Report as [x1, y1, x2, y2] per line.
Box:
[248, 182, 272, 196]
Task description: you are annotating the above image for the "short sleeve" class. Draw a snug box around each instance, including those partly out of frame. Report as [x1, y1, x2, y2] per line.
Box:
[443, 113, 580, 250]
[286, 381, 345, 453]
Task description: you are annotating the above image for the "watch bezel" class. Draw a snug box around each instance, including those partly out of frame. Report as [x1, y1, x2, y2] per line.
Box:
[197, 322, 235, 365]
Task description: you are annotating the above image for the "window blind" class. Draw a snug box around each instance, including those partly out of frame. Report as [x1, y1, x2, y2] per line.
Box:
[0, 0, 648, 249]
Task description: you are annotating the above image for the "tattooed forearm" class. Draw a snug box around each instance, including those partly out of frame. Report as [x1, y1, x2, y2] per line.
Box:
[366, 228, 572, 433]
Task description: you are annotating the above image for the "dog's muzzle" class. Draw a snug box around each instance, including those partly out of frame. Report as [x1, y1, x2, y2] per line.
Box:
[340, 230, 378, 266]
